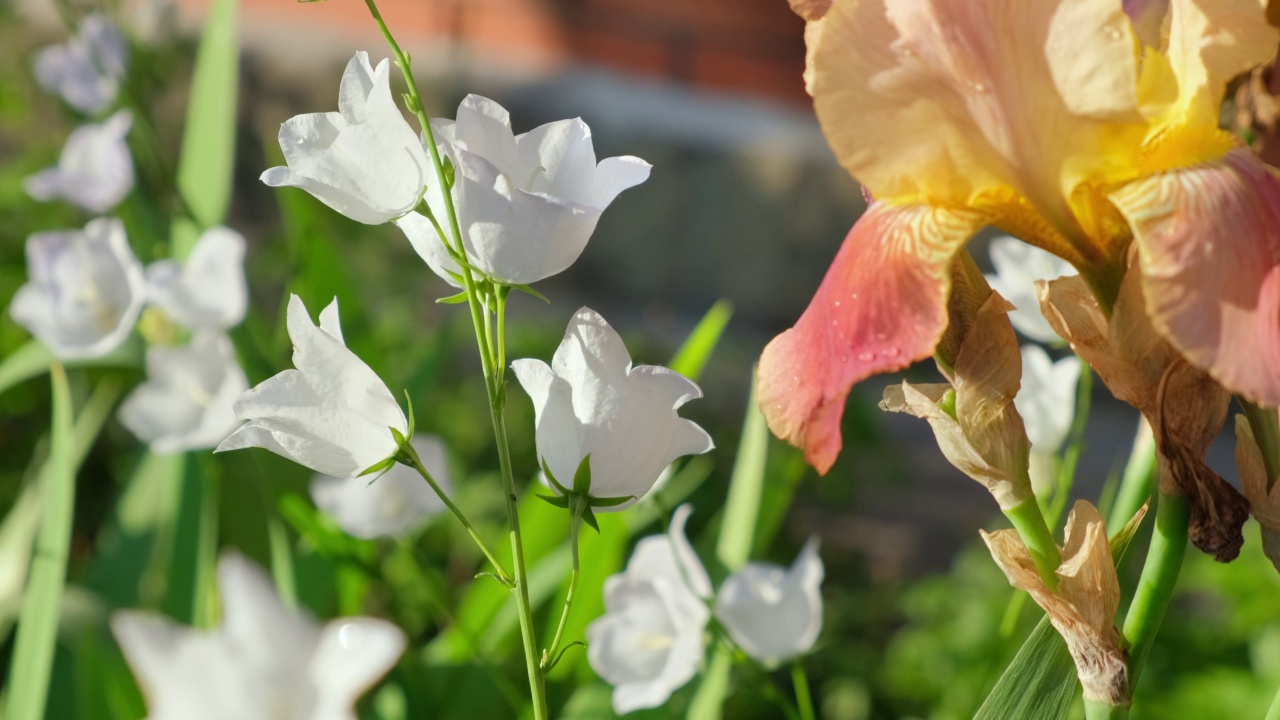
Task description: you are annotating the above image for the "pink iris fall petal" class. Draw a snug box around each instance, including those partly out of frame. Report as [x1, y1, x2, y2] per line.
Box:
[1110, 149, 1280, 407]
[757, 202, 987, 474]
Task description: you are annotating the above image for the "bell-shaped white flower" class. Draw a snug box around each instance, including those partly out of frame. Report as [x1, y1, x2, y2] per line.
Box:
[511, 308, 713, 510]
[33, 13, 127, 113]
[118, 331, 248, 453]
[25, 110, 134, 213]
[311, 435, 450, 539]
[261, 51, 429, 225]
[715, 539, 824, 666]
[111, 553, 405, 720]
[215, 294, 408, 478]
[396, 94, 651, 286]
[9, 217, 145, 360]
[587, 505, 711, 714]
[984, 236, 1077, 344]
[1014, 345, 1082, 455]
[144, 226, 248, 330]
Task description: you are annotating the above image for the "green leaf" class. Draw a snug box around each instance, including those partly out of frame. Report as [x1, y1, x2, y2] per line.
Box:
[5, 363, 75, 720]
[669, 300, 732, 381]
[716, 369, 769, 572]
[171, 0, 239, 258]
[436, 291, 470, 305]
[442, 155, 455, 188]
[537, 493, 571, 509]
[541, 456, 570, 495]
[572, 454, 592, 497]
[974, 502, 1151, 720]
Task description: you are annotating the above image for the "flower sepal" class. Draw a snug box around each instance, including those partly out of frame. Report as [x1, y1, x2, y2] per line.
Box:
[366, 391, 417, 479]
[538, 455, 635, 533]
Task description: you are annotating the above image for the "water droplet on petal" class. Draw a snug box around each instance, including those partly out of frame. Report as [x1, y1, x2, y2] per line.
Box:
[857, 352, 874, 362]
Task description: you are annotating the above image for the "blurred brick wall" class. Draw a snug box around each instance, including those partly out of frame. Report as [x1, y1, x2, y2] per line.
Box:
[231, 0, 808, 104]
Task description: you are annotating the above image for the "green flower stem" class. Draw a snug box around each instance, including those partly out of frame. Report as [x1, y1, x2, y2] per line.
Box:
[542, 495, 583, 669]
[399, 442, 512, 586]
[1084, 698, 1128, 720]
[1242, 400, 1280, 490]
[5, 363, 74, 720]
[1108, 419, 1157, 532]
[1121, 491, 1189, 694]
[1004, 497, 1063, 589]
[791, 662, 816, 720]
[361, 2, 549, 716]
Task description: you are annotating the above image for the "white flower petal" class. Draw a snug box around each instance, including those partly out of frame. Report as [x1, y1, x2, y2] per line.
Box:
[9, 217, 144, 360]
[985, 236, 1076, 344]
[394, 211, 462, 288]
[715, 539, 824, 665]
[516, 118, 597, 203]
[33, 14, 127, 113]
[1014, 344, 1082, 454]
[513, 309, 712, 508]
[453, 94, 519, 173]
[216, 295, 406, 477]
[118, 331, 247, 453]
[145, 226, 247, 330]
[311, 435, 451, 539]
[262, 52, 428, 225]
[24, 110, 134, 213]
[310, 618, 406, 710]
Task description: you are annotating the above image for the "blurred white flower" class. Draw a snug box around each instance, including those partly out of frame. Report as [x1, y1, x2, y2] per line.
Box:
[587, 505, 711, 714]
[25, 110, 134, 213]
[216, 295, 408, 478]
[396, 94, 651, 286]
[511, 308, 713, 511]
[261, 51, 429, 225]
[1014, 345, 1082, 455]
[111, 553, 405, 720]
[9, 217, 145, 360]
[311, 435, 450, 539]
[145, 226, 248, 330]
[984, 236, 1076, 344]
[715, 539, 824, 665]
[118, 331, 248, 454]
[33, 13, 127, 113]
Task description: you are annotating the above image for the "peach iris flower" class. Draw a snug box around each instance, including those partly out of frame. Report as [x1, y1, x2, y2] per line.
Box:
[759, 0, 1280, 473]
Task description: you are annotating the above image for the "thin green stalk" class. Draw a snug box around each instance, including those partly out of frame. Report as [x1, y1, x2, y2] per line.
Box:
[400, 443, 511, 586]
[1084, 698, 1128, 720]
[360, 2, 548, 715]
[1108, 419, 1156, 532]
[1004, 498, 1062, 589]
[1264, 683, 1280, 720]
[792, 662, 816, 720]
[542, 496, 582, 669]
[5, 363, 74, 720]
[1121, 492, 1189, 694]
[1242, 400, 1280, 491]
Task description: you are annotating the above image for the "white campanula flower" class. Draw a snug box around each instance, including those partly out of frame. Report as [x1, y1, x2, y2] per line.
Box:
[1014, 345, 1082, 455]
[9, 217, 145, 360]
[111, 553, 405, 720]
[216, 295, 408, 478]
[984, 236, 1077, 344]
[311, 435, 450, 539]
[396, 94, 651, 286]
[587, 505, 711, 714]
[118, 331, 248, 454]
[145, 226, 248, 330]
[25, 110, 134, 213]
[261, 51, 429, 225]
[715, 539, 824, 666]
[33, 13, 128, 114]
[511, 308, 713, 510]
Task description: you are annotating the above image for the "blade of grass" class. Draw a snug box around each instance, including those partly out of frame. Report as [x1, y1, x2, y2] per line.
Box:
[5, 363, 75, 720]
[170, 0, 239, 257]
[668, 301, 733, 380]
[0, 341, 52, 396]
[688, 373, 770, 720]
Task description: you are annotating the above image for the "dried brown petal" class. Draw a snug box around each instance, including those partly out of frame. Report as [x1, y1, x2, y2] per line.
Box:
[1038, 271, 1244, 561]
[1237, 412, 1280, 573]
[788, 0, 832, 22]
[981, 501, 1128, 705]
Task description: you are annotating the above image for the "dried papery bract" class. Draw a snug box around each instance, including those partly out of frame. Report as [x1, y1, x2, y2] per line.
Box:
[1038, 272, 1246, 560]
[880, 260, 1033, 511]
[1236, 412, 1280, 572]
[982, 501, 1131, 706]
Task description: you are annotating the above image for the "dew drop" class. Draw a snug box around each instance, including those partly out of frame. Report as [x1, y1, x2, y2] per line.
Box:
[875, 332, 886, 341]
[857, 352, 874, 362]
[840, 355, 849, 363]
[834, 300, 841, 308]
[885, 347, 901, 359]
[850, 293, 859, 300]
